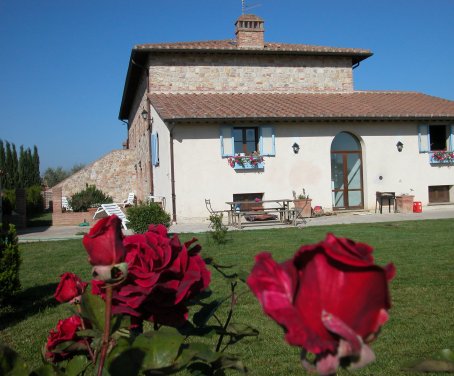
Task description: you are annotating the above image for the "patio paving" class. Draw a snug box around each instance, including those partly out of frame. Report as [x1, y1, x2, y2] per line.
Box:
[16, 205, 454, 242]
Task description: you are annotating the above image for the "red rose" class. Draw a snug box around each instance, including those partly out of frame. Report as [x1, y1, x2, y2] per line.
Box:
[45, 315, 85, 362]
[54, 272, 88, 303]
[82, 215, 126, 266]
[111, 224, 211, 326]
[247, 233, 395, 375]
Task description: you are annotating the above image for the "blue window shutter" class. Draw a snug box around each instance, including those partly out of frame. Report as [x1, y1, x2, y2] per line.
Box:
[449, 125, 454, 152]
[259, 126, 275, 156]
[151, 133, 159, 166]
[220, 127, 234, 157]
[418, 124, 429, 153]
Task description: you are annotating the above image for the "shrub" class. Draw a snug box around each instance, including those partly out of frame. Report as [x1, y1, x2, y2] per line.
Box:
[209, 213, 228, 244]
[0, 224, 21, 302]
[70, 184, 113, 212]
[126, 202, 171, 233]
[2, 189, 15, 214]
[26, 185, 44, 216]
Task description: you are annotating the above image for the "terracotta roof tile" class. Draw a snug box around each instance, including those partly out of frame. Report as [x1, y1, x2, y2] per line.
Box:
[147, 92, 454, 122]
[135, 40, 372, 56]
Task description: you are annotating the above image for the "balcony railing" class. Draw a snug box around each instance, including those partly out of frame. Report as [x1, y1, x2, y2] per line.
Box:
[429, 151, 454, 164]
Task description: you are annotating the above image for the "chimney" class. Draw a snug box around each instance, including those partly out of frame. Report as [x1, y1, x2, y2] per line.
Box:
[235, 14, 265, 49]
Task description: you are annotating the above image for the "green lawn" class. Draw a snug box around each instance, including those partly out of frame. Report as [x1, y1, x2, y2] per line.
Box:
[1, 219, 453, 375]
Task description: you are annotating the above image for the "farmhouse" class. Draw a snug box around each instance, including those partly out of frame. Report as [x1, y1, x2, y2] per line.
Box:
[62, 13, 454, 223]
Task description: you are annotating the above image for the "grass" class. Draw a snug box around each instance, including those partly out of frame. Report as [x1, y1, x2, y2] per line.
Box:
[1, 219, 453, 375]
[26, 211, 52, 227]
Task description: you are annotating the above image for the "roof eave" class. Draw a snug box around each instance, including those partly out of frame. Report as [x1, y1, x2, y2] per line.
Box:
[162, 115, 454, 124]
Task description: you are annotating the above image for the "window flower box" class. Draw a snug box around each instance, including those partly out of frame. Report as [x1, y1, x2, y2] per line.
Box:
[429, 151, 454, 164]
[227, 153, 264, 170]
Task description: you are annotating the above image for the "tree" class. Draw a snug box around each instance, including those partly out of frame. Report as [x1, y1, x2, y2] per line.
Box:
[0, 140, 5, 188]
[32, 146, 41, 186]
[42, 167, 70, 188]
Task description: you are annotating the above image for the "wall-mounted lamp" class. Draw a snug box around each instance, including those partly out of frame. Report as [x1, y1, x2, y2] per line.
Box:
[396, 141, 404, 152]
[141, 109, 148, 121]
[292, 142, 300, 154]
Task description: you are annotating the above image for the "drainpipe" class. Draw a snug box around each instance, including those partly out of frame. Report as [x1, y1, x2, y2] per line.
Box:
[352, 61, 360, 70]
[169, 123, 177, 223]
[147, 98, 154, 196]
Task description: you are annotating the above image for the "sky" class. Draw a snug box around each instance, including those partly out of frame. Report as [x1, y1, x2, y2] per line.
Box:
[1, 0, 453, 173]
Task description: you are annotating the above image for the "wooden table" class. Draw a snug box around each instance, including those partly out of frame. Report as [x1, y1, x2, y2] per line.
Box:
[225, 199, 293, 228]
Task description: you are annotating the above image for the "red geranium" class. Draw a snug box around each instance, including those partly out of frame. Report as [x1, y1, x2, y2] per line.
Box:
[54, 272, 87, 303]
[45, 315, 85, 363]
[110, 224, 211, 327]
[247, 233, 395, 375]
[82, 215, 126, 266]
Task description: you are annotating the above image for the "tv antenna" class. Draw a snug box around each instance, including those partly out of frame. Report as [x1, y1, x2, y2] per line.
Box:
[242, 0, 262, 14]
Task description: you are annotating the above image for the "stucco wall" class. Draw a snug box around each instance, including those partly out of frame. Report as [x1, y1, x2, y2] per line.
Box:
[53, 149, 136, 202]
[148, 54, 353, 93]
[165, 121, 454, 221]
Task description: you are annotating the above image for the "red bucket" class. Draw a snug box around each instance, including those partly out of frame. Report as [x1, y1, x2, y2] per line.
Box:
[413, 201, 422, 213]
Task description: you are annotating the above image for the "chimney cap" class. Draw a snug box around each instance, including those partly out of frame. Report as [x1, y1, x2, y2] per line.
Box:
[236, 14, 264, 22]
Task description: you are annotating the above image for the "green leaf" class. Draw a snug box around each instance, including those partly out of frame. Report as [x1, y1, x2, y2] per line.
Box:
[79, 290, 106, 331]
[30, 364, 63, 376]
[135, 329, 185, 370]
[0, 343, 29, 376]
[65, 355, 89, 376]
[226, 323, 259, 337]
[76, 329, 101, 338]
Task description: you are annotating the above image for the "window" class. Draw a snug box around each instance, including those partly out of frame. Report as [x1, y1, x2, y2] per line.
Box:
[418, 124, 454, 152]
[233, 127, 259, 154]
[151, 133, 159, 166]
[220, 126, 275, 157]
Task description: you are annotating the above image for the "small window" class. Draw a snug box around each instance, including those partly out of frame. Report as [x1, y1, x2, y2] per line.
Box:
[220, 126, 275, 157]
[151, 133, 159, 166]
[429, 125, 448, 151]
[234, 127, 259, 154]
[418, 124, 454, 152]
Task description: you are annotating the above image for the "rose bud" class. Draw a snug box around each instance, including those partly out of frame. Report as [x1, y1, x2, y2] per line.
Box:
[247, 233, 395, 376]
[83, 215, 126, 266]
[54, 272, 88, 303]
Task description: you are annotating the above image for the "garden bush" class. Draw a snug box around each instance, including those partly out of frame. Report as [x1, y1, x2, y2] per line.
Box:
[2, 189, 15, 214]
[69, 184, 112, 212]
[26, 185, 44, 216]
[127, 202, 171, 233]
[0, 224, 21, 302]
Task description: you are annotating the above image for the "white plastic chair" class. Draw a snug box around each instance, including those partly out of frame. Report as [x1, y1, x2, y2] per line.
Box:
[92, 204, 129, 230]
[61, 196, 73, 211]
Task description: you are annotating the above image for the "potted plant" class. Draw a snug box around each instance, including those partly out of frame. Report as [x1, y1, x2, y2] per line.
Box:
[292, 189, 312, 218]
[227, 151, 264, 169]
[396, 191, 414, 214]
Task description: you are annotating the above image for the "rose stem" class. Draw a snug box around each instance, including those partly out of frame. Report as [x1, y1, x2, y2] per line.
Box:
[97, 285, 113, 376]
[215, 281, 236, 352]
[76, 304, 95, 362]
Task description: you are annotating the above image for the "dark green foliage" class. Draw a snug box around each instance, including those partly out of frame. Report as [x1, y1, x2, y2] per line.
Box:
[0, 139, 41, 189]
[209, 213, 228, 244]
[0, 224, 21, 301]
[70, 184, 113, 212]
[2, 189, 15, 214]
[126, 203, 171, 233]
[26, 185, 44, 216]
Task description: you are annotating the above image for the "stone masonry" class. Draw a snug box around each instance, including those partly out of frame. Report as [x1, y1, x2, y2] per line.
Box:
[148, 55, 353, 94]
[53, 149, 136, 202]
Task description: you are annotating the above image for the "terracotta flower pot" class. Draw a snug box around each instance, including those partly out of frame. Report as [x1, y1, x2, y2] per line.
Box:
[293, 199, 312, 218]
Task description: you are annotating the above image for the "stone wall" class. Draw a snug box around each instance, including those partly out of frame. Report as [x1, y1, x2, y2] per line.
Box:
[148, 54, 353, 93]
[52, 149, 136, 202]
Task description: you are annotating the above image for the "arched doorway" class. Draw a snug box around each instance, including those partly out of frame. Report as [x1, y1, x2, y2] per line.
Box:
[330, 132, 364, 210]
